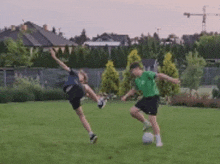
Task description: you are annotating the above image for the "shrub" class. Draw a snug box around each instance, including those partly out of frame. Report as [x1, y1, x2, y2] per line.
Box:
[170, 92, 220, 108]
[10, 88, 35, 102]
[0, 88, 12, 103]
[43, 89, 66, 101]
[101, 60, 120, 95]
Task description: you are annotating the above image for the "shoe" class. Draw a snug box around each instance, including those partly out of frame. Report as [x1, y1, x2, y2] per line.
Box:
[97, 98, 106, 109]
[143, 122, 152, 132]
[90, 134, 98, 144]
[156, 142, 163, 147]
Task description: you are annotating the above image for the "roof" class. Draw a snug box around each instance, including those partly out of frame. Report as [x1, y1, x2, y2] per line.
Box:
[0, 21, 77, 47]
[84, 41, 121, 47]
[93, 33, 129, 45]
[142, 59, 157, 67]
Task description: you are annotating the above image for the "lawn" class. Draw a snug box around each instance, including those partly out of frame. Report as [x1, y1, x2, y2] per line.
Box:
[0, 100, 220, 164]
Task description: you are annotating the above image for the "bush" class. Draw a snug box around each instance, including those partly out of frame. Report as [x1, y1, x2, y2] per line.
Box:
[212, 88, 220, 99]
[170, 92, 220, 108]
[0, 88, 12, 103]
[43, 89, 66, 101]
[10, 88, 35, 102]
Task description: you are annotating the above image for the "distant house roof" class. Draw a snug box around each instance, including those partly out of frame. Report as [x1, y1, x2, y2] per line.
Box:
[93, 33, 130, 46]
[0, 21, 77, 47]
[142, 59, 157, 67]
[84, 41, 121, 47]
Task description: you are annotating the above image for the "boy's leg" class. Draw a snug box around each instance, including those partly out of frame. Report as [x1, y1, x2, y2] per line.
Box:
[84, 84, 99, 102]
[130, 107, 151, 131]
[149, 115, 163, 147]
[130, 106, 147, 123]
[75, 107, 98, 144]
[75, 107, 92, 132]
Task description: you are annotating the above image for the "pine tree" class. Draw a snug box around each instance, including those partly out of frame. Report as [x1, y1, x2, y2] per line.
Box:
[118, 49, 143, 96]
[157, 52, 180, 100]
[101, 60, 120, 95]
[67, 46, 77, 68]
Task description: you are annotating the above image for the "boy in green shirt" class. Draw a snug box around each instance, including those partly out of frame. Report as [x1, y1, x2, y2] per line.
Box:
[121, 62, 180, 147]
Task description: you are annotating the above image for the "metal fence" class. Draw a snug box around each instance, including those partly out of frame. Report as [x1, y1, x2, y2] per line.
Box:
[0, 67, 219, 89]
[0, 68, 124, 89]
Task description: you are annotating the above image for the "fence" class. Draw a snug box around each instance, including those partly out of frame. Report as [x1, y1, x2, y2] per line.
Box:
[0, 68, 124, 90]
[0, 67, 219, 89]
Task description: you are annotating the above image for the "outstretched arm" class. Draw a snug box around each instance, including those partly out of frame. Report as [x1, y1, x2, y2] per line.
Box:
[156, 73, 180, 84]
[121, 88, 137, 101]
[50, 48, 70, 72]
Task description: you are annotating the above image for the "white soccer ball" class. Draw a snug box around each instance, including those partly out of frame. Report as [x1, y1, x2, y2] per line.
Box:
[142, 132, 154, 144]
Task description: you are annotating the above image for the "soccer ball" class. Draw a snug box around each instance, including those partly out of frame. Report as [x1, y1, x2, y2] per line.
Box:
[142, 132, 154, 144]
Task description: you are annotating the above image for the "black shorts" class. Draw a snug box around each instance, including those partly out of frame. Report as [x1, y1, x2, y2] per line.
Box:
[135, 95, 160, 116]
[69, 97, 82, 110]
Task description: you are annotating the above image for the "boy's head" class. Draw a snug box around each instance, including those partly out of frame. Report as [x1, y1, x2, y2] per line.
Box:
[130, 62, 143, 77]
[78, 69, 88, 84]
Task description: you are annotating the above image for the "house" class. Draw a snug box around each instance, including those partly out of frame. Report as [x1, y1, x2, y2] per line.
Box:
[92, 33, 130, 46]
[142, 59, 158, 72]
[0, 21, 77, 52]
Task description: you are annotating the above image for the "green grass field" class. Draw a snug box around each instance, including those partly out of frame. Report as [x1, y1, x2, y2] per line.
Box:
[0, 100, 220, 164]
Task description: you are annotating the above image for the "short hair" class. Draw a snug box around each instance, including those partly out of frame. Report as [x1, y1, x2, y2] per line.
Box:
[79, 69, 88, 84]
[130, 62, 141, 70]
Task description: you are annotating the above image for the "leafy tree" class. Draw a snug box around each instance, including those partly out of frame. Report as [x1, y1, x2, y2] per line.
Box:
[101, 60, 120, 95]
[118, 49, 143, 96]
[196, 35, 220, 60]
[157, 52, 180, 100]
[1, 38, 34, 67]
[181, 51, 207, 95]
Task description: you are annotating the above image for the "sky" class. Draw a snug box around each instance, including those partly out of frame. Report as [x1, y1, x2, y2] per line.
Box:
[0, 0, 220, 39]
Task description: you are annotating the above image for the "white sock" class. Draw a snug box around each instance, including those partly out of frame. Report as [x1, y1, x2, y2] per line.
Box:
[89, 131, 94, 137]
[155, 134, 162, 143]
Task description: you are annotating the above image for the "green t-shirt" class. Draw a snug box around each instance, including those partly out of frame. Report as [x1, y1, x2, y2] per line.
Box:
[134, 71, 159, 97]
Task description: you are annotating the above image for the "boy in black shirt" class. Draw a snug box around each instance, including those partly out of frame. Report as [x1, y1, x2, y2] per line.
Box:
[51, 48, 106, 144]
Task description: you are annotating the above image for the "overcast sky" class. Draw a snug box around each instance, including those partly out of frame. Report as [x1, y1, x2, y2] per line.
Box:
[0, 0, 220, 39]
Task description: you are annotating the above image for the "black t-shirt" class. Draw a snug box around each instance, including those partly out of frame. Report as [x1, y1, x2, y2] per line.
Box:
[63, 69, 85, 98]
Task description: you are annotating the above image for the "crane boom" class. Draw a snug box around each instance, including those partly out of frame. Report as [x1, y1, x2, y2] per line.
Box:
[184, 6, 220, 32]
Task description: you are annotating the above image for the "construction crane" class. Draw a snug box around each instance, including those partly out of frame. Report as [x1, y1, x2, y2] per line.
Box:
[184, 6, 220, 33]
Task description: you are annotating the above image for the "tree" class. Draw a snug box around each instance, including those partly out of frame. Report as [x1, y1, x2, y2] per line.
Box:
[67, 46, 77, 68]
[1, 38, 34, 67]
[157, 52, 180, 101]
[31, 48, 58, 68]
[118, 49, 143, 96]
[196, 35, 220, 60]
[181, 51, 207, 96]
[101, 60, 120, 95]
[70, 29, 90, 45]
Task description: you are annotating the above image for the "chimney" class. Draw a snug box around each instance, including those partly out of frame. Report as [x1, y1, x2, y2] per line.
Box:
[21, 24, 27, 31]
[11, 25, 16, 31]
[43, 24, 48, 31]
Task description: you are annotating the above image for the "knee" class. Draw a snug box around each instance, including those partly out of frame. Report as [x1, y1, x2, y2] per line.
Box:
[130, 107, 137, 116]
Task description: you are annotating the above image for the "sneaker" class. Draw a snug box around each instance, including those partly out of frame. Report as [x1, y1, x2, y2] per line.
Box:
[143, 122, 152, 132]
[90, 134, 98, 144]
[156, 142, 163, 147]
[97, 98, 106, 109]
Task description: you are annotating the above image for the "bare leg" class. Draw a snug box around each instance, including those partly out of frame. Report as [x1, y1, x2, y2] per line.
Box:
[148, 115, 160, 135]
[130, 106, 146, 123]
[84, 84, 99, 102]
[75, 106, 92, 133]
